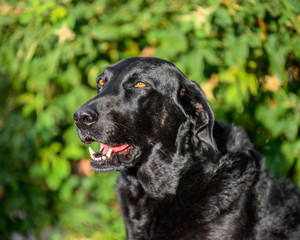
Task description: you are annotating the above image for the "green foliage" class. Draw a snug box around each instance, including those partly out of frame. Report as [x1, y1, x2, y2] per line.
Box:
[0, 0, 299, 238]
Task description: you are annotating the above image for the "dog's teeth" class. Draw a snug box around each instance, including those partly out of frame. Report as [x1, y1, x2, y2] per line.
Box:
[107, 149, 112, 158]
[89, 147, 95, 156]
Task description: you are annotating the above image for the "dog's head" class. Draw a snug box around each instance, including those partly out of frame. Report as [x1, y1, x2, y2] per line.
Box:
[74, 57, 216, 172]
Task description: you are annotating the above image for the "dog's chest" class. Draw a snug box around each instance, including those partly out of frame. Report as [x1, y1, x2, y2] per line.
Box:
[116, 175, 203, 239]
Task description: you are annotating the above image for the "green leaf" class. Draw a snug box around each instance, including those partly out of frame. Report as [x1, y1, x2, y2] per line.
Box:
[214, 7, 232, 28]
[285, 0, 300, 14]
[59, 176, 80, 201]
[204, 48, 221, 65]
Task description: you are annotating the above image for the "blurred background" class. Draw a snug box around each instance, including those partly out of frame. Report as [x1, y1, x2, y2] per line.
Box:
[0, 0, 299, 239]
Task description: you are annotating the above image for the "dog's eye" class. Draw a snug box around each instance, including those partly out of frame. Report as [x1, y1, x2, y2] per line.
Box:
[136, 82, 147, 88]
[98, 79, 104, 86]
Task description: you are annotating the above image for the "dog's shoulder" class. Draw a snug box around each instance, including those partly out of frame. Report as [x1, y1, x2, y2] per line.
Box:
[210, 121, 300, 237]
[252, 170, 300, 237]
[254, 170, 300, 215]
[213, 121, 300, 198]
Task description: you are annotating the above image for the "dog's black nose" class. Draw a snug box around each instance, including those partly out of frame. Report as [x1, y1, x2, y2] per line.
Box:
[73, 107, 98, 126]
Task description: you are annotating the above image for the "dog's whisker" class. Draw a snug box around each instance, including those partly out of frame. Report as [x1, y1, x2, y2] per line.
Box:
[114, 122, 131, 131]
[157, 148, 172, 161]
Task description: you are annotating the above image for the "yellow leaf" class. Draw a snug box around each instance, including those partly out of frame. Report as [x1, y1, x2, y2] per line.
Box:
[262, 75, 281, 92]
[53, 24, 76, 44]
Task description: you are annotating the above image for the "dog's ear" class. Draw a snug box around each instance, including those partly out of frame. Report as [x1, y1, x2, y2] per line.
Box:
[178, 79, 217, 151]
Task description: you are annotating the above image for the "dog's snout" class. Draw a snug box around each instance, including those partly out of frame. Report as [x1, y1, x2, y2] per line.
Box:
[74, 107, 98, 126]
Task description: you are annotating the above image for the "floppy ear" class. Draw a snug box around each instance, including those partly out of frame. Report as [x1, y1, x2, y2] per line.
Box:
[178, 79, 217, 151]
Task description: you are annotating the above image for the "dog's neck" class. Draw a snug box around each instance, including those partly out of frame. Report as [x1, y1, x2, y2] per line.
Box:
[120, 147, 261, 229]
[122, 119, 221, 200]
[121, 140, 218, 199]
[119, 122, 262, 224]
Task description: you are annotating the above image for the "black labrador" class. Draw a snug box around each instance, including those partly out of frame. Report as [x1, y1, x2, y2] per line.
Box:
[74, 57, 300, 240]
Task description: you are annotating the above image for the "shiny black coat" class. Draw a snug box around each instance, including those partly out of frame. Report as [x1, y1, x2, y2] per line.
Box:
[74, 57, 300, 240]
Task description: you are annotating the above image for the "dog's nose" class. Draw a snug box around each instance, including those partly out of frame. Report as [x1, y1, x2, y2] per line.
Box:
[73, 107, 98, 126]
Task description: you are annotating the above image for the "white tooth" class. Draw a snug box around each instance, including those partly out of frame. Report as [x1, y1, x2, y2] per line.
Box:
[102, 156, 106, 160]
[89, 147, 95, 156]
[106, 149, 112, 158]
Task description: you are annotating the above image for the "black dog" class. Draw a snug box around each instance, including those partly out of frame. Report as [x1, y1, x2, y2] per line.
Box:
[74, 57, 300, 239]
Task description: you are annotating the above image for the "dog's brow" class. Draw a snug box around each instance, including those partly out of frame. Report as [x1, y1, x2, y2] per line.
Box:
[101, 68, 113, 80]
[96, 74, 103, 81]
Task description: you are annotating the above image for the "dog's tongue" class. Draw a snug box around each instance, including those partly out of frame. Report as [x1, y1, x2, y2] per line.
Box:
[100, 143, 129, 155]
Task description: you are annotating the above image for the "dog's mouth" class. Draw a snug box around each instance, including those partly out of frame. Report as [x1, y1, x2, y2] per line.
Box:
[88, 142, 134, 172]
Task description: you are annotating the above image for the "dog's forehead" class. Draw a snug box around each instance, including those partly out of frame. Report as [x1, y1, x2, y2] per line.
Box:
[110, 57, 173, 68]
[103, 57, 184, 86]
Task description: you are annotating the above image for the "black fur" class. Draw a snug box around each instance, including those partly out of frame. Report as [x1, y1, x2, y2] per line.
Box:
[74, 57, 300, 239]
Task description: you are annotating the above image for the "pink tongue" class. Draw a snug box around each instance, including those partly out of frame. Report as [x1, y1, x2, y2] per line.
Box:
[100, 143, 129, 155]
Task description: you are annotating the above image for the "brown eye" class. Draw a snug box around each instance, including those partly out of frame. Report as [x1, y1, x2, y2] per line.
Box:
[136, 82, 146, 88]
[98, 79, 104, 86]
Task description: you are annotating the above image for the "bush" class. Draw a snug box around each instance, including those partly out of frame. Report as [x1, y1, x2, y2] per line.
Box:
[0, 0, 299, 239]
